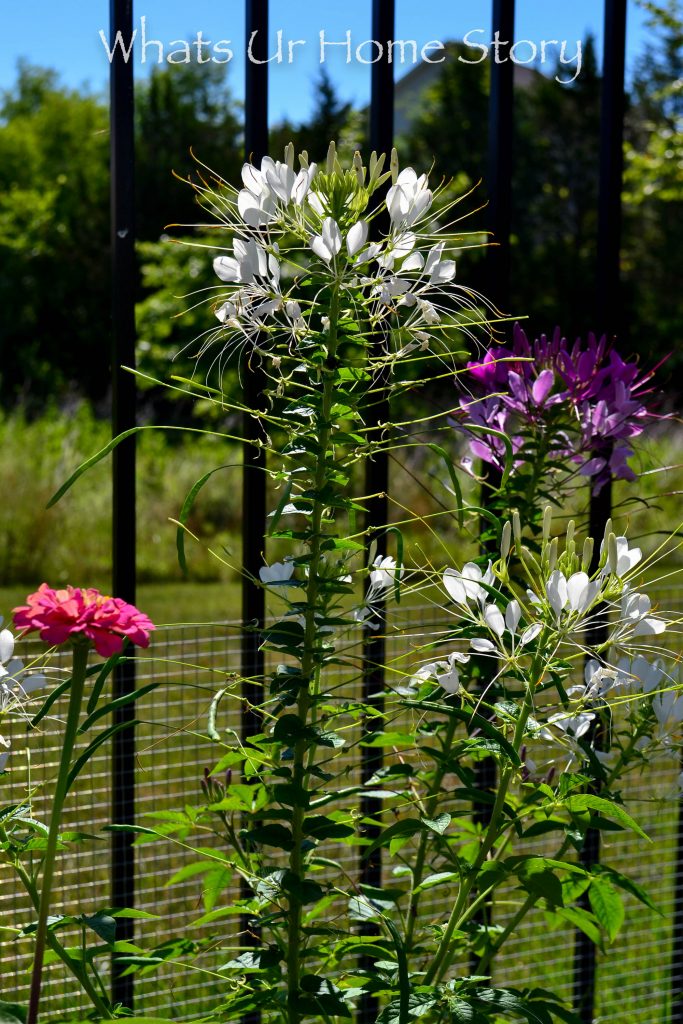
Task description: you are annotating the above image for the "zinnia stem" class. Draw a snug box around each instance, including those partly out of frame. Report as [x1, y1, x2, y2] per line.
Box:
[27, 642, 93, 1024]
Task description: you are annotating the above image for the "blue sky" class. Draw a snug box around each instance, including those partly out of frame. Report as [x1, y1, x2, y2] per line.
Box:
[0, 1, 652, 123]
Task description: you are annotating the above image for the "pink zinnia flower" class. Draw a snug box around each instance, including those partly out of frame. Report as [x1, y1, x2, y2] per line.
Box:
[13, 584, 155, 657]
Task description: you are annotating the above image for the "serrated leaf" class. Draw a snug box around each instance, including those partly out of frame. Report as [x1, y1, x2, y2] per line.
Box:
[565, 795, 649, 840]
[589, 877, 625, 941]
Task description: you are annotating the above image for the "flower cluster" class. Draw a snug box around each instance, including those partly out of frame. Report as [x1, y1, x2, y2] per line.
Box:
[460, 323, 662, 493]
[199, 145, 489, 369]
[14, 585, 155, 658]
[409, 511, 676, 776]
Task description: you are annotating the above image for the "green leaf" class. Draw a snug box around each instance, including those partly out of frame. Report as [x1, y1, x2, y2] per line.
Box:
[414, 871, 460, 894]
[245, 823, 293, 851]
[550, 906, 604, 951]
[589, 877, 625, 942]
[81, 912, 116, 945]
[428, 442, 464, 527]
[402, 700, 520, 765]
[303, 815, 355, 840]
[79, 682, 159, 733]
[422, 812, 451, 835]
[0, 1002, 26, 1024]
[565, 795, 649, 840]
[594, 864, 660, 914]
[66, 720, 140, 792]
[86, 649, 125, 715]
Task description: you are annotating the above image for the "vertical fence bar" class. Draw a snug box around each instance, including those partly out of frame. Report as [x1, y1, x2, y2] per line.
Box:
[573, 3, 627, 1020]
[486, 0, 515, 312]
[242, 0, 268, 729]
[359, 3, 394, 1020]
[241, 8, 268, 1024]
[472, 0, 516, 978]
[109, 0, 137, 1010]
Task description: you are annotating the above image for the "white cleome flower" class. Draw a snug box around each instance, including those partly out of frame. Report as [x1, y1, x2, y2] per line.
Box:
[238, 157, 317, 226]
[412, 652, 469, 694]
[386, 168, 433, 227]
[443, 562, 493, 606]
[259, 560, 295, 586]
[310, 217, 342, 263]
[601, 535, 642, 578]
[545, 570, 600, 620]
[369, 555, 403, 595]
[615, 587, 667, 638]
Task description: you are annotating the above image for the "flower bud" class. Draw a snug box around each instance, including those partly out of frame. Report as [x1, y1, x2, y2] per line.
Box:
[548, 537, 558, 573]
[602, 517, 613, 551]
[353, 151, 365, 186]
[390, 147, 399, 184]
[299, 150, 310, 170]
[326, 141, 337, 175]
[607, 532, 619, 575]
[582, 537, 594, 572]
[500, 521, 512, 560]
[566, 520, 575, 549]
[542, 505, 552, 546]
[284, 142, 295, 171]
[512, 510, 522, 553]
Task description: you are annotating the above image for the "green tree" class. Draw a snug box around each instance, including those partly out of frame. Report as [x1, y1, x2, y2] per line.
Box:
[0, 62, 111, 407]
[135, 62, 243, 240]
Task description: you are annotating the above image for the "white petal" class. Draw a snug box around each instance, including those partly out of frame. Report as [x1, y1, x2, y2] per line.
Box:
[213, 256, 241, 283]
[346, 220, 368, 257]
[470, 637, 496, 653]
[519, 623, 542, 646]
[321, 217, 342, 257]
[546, 570, 568, 617]
[484, 603, 505, 637]
[505, 600, 521, 635]
[443, 569, 467, 605]
[566, 572, 590, 613]
[310, 236, 332, 262]
[0, 630, 14, 666]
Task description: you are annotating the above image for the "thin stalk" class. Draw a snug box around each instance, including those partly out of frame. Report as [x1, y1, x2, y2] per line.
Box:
[285, 284, 341, 1024]
[424, 646, 546, 986]
[405, 715, 458, 950]
[476, 836, 572, 974]
[27, 642, 107, 1024]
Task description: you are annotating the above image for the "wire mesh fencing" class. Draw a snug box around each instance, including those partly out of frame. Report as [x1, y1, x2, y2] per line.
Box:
[0, 587, 681, 1020]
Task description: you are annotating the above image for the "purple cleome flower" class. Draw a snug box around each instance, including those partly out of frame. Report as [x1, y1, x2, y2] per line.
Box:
[460, 324, 663, 493]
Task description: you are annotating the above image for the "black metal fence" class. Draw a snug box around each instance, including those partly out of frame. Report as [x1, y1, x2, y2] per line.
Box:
[11, 0, 678, 1019]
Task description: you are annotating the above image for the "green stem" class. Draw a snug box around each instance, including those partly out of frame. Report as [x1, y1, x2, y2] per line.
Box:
[285, 285, 341, 1024]
[27, 642, 101, 1024]
[405, 715, 458, 950]
[476, 836, 572, 975]
[9, 853, 112, 1018]
[424, 648, 545, 987]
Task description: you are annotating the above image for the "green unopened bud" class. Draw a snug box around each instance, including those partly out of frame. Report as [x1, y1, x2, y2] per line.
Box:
[326, 141, 337, 175]
[521, 545, 541, 573]
[607, 532, 619, 575]
[353, 151, 365, 186]
[602, 517, 613, 550]
[548, 537, 558, 573]
[299, 150, 310, 170]
[566, 519, 575, 549]
[542, 505, 552, 546]
[500, 521, 512, 560]
[390, 147, 399, 184]
[582, 537, 594, 572]
[284, 142, 295, 171]
[512, 510, 523, 552]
